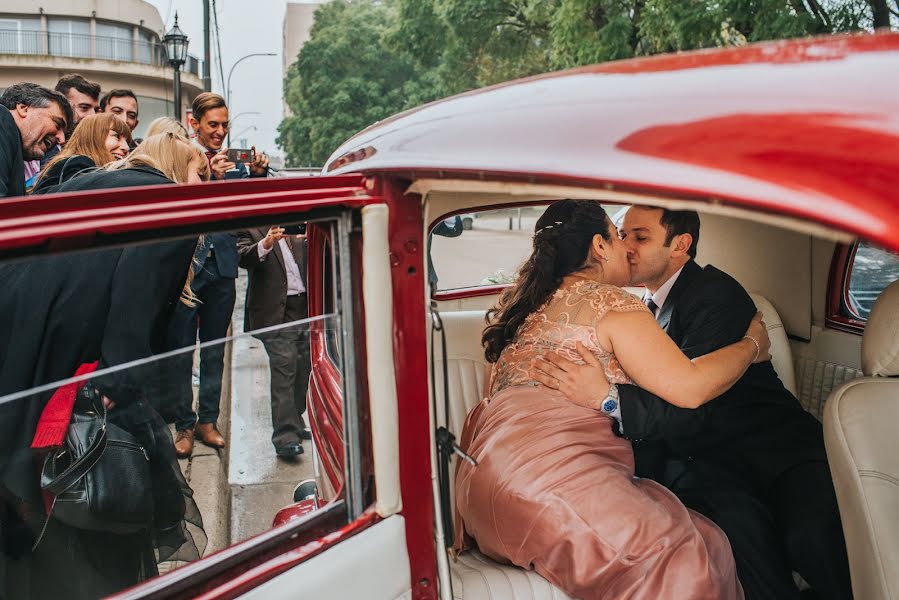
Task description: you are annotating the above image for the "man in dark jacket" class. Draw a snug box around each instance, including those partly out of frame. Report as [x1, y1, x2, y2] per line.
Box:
[531, 206, 851, 600]
[0, 83, 70, 198]
[236, 226, 311, 458]
[170, 92, 270, 458]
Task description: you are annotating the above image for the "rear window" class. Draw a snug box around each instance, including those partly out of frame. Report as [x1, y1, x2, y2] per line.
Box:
[841, 241, 899, 321]
[429, 204, 624, 292]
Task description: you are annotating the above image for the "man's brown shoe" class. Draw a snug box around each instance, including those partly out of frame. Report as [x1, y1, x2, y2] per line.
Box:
[174, 429, 194, 458]
[195, 422, 226, 448]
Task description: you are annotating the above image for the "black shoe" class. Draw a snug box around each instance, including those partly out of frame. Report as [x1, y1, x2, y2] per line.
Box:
[275, 442, 304, 458]
[299, 429, 312, 441]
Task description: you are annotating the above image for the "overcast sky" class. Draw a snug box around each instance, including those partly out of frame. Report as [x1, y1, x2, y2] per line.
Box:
[148, 0, 318, 159]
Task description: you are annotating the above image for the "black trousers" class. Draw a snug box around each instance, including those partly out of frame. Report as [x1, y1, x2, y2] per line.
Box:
[257, 294, 311, 448]
[668, 459, 852, 600]
[169, 255, 237, 432]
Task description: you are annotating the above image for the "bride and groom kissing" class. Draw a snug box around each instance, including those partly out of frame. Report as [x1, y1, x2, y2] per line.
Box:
[453, 201, 852, 599]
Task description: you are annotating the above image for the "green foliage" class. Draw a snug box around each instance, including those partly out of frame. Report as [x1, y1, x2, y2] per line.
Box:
[279, 0, 885, 166]
[277, 1, 425, 166]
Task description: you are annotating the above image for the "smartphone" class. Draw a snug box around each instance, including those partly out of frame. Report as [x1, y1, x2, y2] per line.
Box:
[226, 148, 255, 164]
[282, 223, 306, 235]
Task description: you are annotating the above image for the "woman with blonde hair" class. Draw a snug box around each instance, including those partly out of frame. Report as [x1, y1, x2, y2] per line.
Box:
[32, 112, 131, 194]
[106, 131, 209, 184]
[0, 132, 209, 599]
[145, 116, 189, 140]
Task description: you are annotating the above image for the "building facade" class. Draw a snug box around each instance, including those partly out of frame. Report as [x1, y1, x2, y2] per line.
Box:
[0, 0, 203, 138]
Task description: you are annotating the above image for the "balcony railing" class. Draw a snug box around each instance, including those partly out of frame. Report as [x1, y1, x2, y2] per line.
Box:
[0, 29, 201, 76]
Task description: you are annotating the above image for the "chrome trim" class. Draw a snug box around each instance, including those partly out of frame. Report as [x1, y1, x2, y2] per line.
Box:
[336, 213, 364, 520]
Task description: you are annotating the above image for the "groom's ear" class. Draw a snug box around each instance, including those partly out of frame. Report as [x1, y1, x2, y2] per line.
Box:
[670, 233, 693, 258]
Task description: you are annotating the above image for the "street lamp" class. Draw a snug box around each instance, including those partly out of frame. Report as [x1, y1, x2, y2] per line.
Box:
[163, 13, 190, 121]
[226, 52, 276, 108]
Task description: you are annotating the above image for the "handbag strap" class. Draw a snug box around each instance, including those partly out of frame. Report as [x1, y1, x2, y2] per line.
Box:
[40, 402, 108, 495]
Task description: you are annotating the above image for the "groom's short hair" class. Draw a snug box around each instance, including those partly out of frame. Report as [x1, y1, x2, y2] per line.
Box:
[658, 209, 700, 259]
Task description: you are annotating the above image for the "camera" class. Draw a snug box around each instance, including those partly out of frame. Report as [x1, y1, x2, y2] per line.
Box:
[226, 148, 255, 164]
[282, 223, 306, 235]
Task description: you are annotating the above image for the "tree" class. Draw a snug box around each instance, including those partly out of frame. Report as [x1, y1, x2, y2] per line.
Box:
[277, 1, 424, 167]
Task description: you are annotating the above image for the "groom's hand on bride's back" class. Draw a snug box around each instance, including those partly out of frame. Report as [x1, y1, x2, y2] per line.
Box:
[529, 342, 611, 410]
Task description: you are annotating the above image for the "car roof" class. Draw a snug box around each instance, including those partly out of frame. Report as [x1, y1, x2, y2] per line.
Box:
[326, 33, 899, 250]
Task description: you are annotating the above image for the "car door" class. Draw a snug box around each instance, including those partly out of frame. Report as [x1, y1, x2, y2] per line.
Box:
[0, 174, 412, 600]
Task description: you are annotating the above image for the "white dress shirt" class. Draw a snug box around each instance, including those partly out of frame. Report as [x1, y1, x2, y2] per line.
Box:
[643, 266, 685, 317]
[257, 238, 306, 295]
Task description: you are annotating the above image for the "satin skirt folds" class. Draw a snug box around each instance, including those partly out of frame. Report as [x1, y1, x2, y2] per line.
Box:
[454, 386, 743, 600]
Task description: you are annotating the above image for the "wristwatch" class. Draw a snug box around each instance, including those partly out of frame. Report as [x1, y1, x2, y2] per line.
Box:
[600, 383, 619, 413]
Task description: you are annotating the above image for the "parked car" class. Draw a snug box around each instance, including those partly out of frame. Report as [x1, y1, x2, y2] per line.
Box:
[0, 32, 896, 600]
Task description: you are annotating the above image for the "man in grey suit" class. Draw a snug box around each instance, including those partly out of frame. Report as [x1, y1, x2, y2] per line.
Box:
[237, 225, 312, 458]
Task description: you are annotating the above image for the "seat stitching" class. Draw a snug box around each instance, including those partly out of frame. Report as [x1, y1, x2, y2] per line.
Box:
[858, 470, 899, 487]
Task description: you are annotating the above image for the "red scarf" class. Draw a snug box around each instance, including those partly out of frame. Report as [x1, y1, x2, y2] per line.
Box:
[31, 362, 98, 450]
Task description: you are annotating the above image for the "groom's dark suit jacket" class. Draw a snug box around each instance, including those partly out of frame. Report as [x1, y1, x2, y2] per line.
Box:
[618, 259, 826, 489]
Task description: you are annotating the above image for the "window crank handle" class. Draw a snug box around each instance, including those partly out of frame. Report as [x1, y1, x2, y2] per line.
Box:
[452, 442, 478, 467]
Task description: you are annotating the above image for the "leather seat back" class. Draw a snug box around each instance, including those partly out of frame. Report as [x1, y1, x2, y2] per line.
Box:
[749, 293, 797, 396]
[824, 280, 899, 600]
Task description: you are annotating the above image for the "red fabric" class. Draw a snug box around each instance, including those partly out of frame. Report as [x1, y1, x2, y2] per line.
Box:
[31, 362, 98, 450]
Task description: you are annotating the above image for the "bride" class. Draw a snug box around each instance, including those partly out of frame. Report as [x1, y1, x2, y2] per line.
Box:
[454, 200, 769, 599]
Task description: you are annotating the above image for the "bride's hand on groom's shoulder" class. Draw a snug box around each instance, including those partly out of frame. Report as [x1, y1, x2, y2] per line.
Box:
[529, 342, 611, 410]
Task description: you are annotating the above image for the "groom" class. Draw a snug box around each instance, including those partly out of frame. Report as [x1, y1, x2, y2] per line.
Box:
[532, 206, 851, 599]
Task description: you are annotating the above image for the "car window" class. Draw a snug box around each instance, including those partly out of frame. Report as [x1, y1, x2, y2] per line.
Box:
[841, 241, 899, 321]
[0, 217, 356, 597]
[429, 204, 623, 292]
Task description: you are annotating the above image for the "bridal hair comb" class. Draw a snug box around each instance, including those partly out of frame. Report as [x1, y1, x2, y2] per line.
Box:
[535, 221, 563, 236]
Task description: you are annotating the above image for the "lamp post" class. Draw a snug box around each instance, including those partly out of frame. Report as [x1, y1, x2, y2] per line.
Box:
[226, 52, 276, 108]
[226, 111, 260, 147]
[163, 13, 189, 121]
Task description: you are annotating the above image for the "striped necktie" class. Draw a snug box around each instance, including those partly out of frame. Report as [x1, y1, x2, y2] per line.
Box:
[645, 297, 659, 315]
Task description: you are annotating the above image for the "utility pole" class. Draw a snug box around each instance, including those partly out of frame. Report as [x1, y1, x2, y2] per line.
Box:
[203, 0, 212, 91]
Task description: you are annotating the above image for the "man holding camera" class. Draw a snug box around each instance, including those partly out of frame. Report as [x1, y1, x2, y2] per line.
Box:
[189, 92, 268, 180]
[171, 93, 269, 458]
[236, 225, 312, 458]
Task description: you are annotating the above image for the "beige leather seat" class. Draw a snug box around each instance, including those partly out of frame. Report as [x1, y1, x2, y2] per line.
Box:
[435, 294, 796, 599]
[824, 280, 899, 600]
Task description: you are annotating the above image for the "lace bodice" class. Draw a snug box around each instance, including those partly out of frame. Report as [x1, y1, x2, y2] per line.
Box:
[489, 279, 650, 396]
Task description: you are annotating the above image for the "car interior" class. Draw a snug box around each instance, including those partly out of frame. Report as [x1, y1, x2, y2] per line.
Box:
[421, 189, 898, 599]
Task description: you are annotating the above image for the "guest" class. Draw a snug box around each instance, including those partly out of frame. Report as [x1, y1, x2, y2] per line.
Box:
[169, 93, 253, 458]
[146, 116, 189, 140]
[0, 133, 209, 600]
[0, 83, 70, 198]
[99, 89, 139, 135]
[236, 226, 312, 458]
[32, 113, 131, 194]
[38, 74, 102, 168]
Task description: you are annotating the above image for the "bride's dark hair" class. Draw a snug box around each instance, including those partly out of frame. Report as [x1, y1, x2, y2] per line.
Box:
[482, 200, 613, 363]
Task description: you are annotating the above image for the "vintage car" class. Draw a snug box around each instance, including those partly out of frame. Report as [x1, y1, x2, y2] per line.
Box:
[0, 31, 897, 600]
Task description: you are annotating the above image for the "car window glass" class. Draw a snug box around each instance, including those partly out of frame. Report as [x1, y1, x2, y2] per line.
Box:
[842, 241, 899, 321]
[0, 219, 352, 597]
[428, 203, 623, 292]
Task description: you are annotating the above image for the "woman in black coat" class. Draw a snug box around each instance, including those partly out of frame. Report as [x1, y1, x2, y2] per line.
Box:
[0, 133, 210, 599]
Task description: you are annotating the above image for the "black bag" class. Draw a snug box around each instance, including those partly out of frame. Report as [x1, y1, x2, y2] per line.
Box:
[39, 385, 154, 534]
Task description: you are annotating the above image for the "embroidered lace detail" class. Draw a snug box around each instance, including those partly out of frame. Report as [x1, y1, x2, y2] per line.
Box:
[490, 280, 649, 396]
